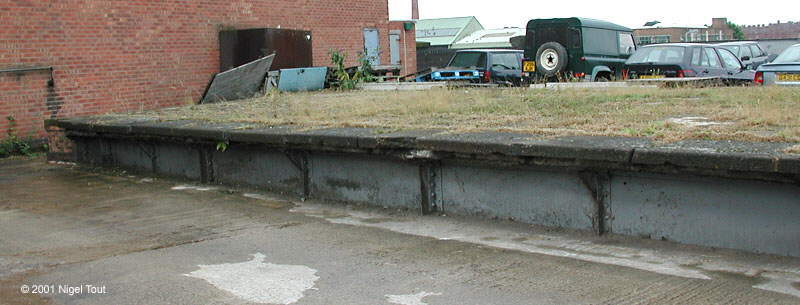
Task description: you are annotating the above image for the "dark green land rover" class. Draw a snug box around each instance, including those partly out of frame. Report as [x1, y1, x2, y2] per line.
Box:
[521, 18, 636, 82]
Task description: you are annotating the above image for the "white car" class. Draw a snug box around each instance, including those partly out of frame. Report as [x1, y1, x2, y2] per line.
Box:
[755, 44, 800, 86]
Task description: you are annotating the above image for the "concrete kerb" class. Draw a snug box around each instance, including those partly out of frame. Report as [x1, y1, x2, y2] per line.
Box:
[46, 117, 800, 257]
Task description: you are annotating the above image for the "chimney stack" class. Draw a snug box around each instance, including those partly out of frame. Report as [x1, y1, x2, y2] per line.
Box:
[411, 0, 419, 20]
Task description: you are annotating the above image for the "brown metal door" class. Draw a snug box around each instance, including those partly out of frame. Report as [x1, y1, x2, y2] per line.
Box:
[219, 28, 313, 71]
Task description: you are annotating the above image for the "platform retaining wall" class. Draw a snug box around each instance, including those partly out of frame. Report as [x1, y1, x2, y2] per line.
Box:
[49, 118, 800, 257]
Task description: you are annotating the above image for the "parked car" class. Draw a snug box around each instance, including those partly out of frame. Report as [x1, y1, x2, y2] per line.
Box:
[521, 17, 636, 82]
[717, 41, 770, 69]
[624, 43, 754, 84]
[422, 49, 524, 85]
[755, 43, 800, 86]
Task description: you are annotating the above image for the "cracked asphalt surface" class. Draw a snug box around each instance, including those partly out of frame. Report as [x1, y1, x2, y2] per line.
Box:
[1, 156, 800, 305]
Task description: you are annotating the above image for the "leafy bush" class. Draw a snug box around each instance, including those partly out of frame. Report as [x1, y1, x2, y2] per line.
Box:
[329, 50, 375, 90]
[1, 116, 33, 158]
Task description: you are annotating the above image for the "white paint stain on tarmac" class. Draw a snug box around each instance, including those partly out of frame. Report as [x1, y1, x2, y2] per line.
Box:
[291, 203, 709, 280]
[386, 291, 442, 305]
[753, 272, 800, 298]
[186, 253, 319, 304]
[290, 202, 800, 297]
[172, 185, 217, 191]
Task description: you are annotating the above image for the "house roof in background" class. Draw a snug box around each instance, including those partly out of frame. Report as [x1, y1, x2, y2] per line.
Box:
[416, 16, 483, 46]
[451, 28, 525, 49]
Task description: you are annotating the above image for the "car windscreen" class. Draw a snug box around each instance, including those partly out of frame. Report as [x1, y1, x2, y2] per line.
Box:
[773, 46, 800, 64]
[448, 52, 486, 68]
[626, 46, 686, 64]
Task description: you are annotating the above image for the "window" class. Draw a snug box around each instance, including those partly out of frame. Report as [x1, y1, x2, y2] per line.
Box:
[691, 47, 701, 66]
[718, 48, 742, 70]
[722, 46, 740, 56]
[569, 28, 582, 49]
[773, 45, 800, 64]
[739, 45, 753, 59]
[449, 52, 486, 68]
[582, 28, 618, 55]
[637, 36, 652, 45]
[626, 46, 685, 64]
[490, 53, 521, 70]
[703, 48, 721, 67]
[654, 35, 670, 44]
[619, 33, 636, 55]
[750, 44, 765, 57]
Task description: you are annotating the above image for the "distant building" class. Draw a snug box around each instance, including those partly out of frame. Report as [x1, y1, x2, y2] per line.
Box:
[415, 16, 484, 71]
[450, 28, 526, 49]
[743, 21, 800, 40]
[633, 18, 734, 45]
[2, 0, 417, 140]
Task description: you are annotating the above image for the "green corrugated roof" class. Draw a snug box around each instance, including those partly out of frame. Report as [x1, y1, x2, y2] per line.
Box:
[416, 17, 476, 30]
[416, 16, 483, 46]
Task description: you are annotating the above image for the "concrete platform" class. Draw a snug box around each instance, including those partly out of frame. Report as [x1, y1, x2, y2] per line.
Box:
[46, 117, 800, 257]
[4, 157, 800, 304]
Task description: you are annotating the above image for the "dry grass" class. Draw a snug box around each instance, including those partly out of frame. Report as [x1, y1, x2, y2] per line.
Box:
[785, 145, 800, 154]
[112, 86, 800, 143]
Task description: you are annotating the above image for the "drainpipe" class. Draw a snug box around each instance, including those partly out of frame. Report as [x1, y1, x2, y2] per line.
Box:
[403, 28, 408, 77]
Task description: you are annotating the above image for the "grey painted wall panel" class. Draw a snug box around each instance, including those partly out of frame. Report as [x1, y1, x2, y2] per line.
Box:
[309, 154, 420, 209]
[66, 136, 800, 257]
[610, 173, 800, 257]
[107, 140, 155, 173]
[153, 143, 201, 180]
[440, 164, 596, 230]
[213, 147, 303, 195]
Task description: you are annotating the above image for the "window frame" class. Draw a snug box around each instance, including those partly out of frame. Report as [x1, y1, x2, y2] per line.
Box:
[718, 48, 743, 70]
[703, 47, 722, 68]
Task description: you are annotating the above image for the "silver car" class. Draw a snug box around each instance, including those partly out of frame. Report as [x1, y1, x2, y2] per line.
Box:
[756, 44, 800, 86]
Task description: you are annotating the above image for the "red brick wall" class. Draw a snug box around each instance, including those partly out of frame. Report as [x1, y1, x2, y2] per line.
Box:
[0, 71, 53, 139]
[1, 0, 396, 139]
[744, 22, 800, 40]
[389, 21, 417, 76]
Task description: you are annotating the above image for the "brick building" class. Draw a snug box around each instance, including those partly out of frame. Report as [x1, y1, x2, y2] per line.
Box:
[743, 21, 800, 40]
[1, 1, 416, 140]
[633, 18, 734, 45]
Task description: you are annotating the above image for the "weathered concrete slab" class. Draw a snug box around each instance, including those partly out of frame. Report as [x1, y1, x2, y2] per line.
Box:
[632, 140, 797, 174]
[440, 164, 597, 231]
[416, 132, 525, 156]
[48, 117, 800, 257]
[544, 82, 657, 89]
[511, 136, 651, 163]
[357, 82, 446, 91]
[609, 172, 800, 257]
[309, 154, 420, 209]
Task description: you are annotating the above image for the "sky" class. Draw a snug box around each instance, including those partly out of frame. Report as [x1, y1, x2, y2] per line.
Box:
[388, 0, 798, 29]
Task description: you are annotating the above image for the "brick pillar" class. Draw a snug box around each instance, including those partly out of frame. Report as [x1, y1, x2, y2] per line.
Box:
[45, 124, 75, 162]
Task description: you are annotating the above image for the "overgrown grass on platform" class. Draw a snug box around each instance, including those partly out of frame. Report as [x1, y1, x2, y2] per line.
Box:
[115, 87, 800, 143]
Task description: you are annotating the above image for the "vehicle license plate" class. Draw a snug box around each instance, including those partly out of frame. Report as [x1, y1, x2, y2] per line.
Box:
[523, 61, 536, 72]
[777, 73, 800, 81]
[638, 75, 665, 79]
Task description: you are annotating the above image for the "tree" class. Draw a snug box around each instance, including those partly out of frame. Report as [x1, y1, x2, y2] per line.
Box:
[727, 21, 745, 40]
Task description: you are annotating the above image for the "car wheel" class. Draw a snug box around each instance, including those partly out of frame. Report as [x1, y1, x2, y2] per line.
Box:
[595, 74, 610, 82]
[535, 42, 568, 77]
